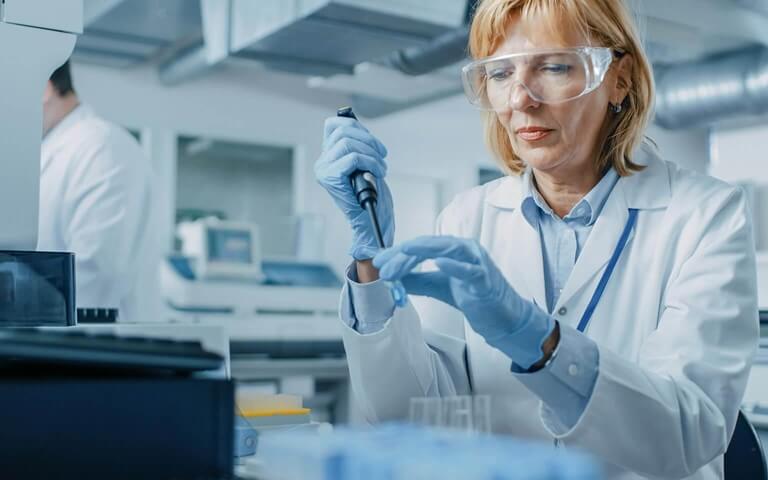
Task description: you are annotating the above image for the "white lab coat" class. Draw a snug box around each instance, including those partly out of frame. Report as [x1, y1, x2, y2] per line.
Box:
[39, 104, 158, 324]
[341, 147, 759, 480]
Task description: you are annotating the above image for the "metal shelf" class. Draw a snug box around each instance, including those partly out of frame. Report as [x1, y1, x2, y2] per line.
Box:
[231, 356, 348, 381]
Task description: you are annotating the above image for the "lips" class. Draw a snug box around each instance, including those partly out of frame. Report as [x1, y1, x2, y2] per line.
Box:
[516, 126, 554, 141]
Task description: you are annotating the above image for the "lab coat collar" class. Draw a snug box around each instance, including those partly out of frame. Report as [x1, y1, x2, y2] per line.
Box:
[496, 205, 548, 310]
[618, 144, 672, 210]
[41, 103, 91, 173]
[484, 143, 672, 212]
[43, 103, 90, 144]
[495, 174, 636, 318]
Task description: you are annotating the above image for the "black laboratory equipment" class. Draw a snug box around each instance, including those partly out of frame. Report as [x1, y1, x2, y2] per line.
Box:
[0, 328, 235, 480]
[0, 250, 75, 326]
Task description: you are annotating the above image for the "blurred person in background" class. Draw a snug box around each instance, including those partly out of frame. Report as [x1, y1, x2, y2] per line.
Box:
[40, 60, 157, 323]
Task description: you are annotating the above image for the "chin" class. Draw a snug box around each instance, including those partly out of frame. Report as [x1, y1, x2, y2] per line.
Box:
[517, 148, 563, 173]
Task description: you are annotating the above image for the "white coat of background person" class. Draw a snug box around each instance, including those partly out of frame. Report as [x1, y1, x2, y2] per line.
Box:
[315, 1, 759, 479]
[39, 61, 157, 324]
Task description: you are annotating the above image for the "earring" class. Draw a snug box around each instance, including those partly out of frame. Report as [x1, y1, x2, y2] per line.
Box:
[610, 102, 623, 114]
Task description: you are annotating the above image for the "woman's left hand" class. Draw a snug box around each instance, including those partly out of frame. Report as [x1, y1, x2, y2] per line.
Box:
[373, 235, 555, 369]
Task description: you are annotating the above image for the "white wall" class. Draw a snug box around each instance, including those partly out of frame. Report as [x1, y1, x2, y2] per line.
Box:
[646, 124, 710, 173]
[710, 123, 768, 183]
[177, 153, 292, 226]
[71, 61, 712, 275]
[708, 122, 768, 307]
[176, 143, 294, 256]
[709, 123, 768, 250]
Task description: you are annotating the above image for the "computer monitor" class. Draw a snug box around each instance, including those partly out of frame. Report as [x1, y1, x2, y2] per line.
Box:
[178, 219, 263, 281]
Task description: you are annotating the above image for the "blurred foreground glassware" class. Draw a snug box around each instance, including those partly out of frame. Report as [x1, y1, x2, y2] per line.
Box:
[409, 395, 491, 434]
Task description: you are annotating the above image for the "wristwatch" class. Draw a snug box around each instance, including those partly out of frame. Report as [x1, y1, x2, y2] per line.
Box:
[527, 321, 562, 373]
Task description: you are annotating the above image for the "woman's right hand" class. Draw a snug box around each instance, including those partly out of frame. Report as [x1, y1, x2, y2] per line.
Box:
[315, 116, 395, 261]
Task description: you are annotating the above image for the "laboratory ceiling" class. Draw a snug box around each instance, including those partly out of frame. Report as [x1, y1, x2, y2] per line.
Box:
[77, 0, 768, 119]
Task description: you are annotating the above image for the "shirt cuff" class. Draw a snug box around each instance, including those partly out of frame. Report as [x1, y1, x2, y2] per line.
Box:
[510, 324, 599, 433]
[342, 263, 395, 335]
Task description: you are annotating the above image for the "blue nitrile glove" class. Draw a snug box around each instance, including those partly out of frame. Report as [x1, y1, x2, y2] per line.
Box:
[315, 116, 395, 260]
[373, 236, 555, 370]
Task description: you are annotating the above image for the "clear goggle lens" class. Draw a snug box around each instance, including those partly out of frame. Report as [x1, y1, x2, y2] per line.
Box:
[461, 47, 615, 111]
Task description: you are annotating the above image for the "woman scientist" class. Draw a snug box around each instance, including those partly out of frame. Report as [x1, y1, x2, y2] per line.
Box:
[315, 0, 758, 478]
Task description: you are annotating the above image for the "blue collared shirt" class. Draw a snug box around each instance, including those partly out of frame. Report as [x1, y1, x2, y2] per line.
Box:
[508, 167, 618, 432]
[342, 168, 619, 434]
[521, 168, 620, 313]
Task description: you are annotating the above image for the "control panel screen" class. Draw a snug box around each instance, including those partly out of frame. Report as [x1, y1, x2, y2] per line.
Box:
[207, 228, 252, 264]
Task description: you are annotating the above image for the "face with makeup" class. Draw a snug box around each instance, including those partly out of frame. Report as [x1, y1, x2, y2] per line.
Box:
[490, 14, 632, 179]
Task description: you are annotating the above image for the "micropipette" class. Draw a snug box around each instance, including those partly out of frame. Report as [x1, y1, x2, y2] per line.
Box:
[337, 107, 407, 308]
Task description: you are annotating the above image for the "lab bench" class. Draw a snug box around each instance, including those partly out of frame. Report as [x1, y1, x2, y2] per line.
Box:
[231, 355, 352, 424]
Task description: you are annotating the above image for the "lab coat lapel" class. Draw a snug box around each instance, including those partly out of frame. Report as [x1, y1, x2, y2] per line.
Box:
[556, 180, 633, 311]
[499, 207, 548, 311]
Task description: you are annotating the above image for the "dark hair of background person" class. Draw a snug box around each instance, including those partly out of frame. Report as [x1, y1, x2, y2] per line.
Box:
[50, 61, 76, 96]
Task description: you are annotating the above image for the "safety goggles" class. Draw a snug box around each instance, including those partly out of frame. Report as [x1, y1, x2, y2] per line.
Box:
[461, 47, 616, 111]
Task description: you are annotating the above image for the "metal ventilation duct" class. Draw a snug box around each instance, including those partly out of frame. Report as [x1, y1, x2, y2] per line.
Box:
[78, 0, 203, 68]
[386, 0, 477, 76]
[307, 0, 477, 117]
[158, 0, 467, 85]
[654, 46, 768, 129]
[735, 0, 768, 15]
[229, 0, 467, 77]
[387, 25, 469, 76]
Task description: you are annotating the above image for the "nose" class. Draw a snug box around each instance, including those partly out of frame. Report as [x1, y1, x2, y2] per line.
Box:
[508, 83, 540, 112]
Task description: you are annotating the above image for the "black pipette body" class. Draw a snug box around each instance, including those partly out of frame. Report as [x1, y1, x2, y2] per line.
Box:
[336, 107, 386, 248]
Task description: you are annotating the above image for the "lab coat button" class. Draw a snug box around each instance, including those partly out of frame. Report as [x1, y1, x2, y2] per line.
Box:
[557, 307, 567, 316]
[568, 364, 579, 376]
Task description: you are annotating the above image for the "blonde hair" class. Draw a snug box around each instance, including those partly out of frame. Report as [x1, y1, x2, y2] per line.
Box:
[468, 0, 654, 176]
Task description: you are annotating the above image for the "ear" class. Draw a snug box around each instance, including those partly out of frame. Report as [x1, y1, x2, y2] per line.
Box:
[611, 53, 633, 105]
